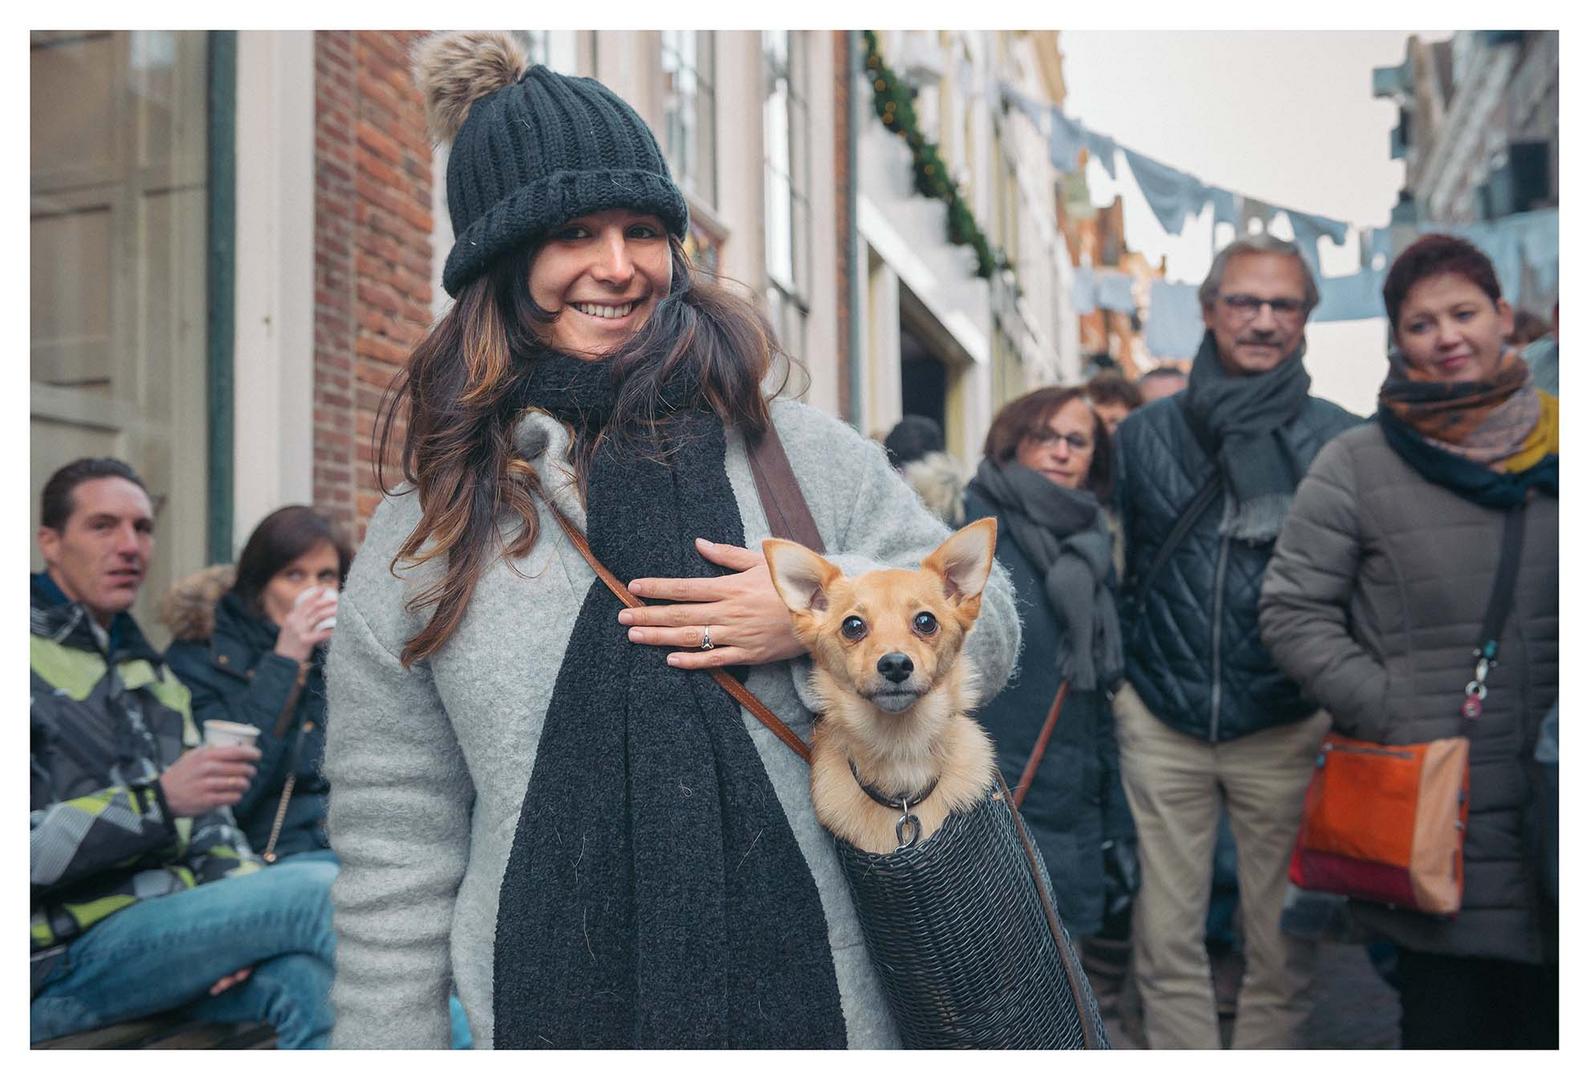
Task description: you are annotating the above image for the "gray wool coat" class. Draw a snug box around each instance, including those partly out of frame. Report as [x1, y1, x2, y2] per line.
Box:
[322, 399, 1022, 1048]
[1259, 423, 1558, 965]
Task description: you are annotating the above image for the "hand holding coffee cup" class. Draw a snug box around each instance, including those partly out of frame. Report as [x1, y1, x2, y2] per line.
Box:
[274, 585, 339, 662]
[160, 736, 261, 817]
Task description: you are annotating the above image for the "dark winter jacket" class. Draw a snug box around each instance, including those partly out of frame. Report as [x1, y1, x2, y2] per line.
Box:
[964, 489, 1133, 938]
[1114, 392, 1360, 742]
[1260, 423, 1558, 964]
[30, 573, 259, 991]
[162, 566, 329, 861]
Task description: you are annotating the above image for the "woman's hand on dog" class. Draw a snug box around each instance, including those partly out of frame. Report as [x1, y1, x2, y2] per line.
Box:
[619, 537, 805, 669]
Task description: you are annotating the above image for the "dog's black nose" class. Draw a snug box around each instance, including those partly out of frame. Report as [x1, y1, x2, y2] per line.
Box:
[877, 652, 914, 684]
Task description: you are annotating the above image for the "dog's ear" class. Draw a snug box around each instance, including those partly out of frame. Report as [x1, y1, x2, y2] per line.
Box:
[762, 539, 842, 616]
[922, 517, 998, 605]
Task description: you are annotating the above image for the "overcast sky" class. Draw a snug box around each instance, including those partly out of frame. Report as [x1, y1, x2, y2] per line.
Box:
[1059, 30, 1451, 413]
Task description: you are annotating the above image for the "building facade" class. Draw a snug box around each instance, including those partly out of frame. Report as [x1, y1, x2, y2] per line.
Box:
[31, 29, 1086, 639]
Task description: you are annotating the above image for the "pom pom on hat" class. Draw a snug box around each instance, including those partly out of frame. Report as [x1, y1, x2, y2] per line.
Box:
[412, 30, 529, 145]
[421, 31, 689, 296]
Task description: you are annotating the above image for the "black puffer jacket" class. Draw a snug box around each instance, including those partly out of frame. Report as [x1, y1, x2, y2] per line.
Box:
[1114, 392, 1360, 742]
[162, 566, 329, 860]
[963, 490, 1133, 938]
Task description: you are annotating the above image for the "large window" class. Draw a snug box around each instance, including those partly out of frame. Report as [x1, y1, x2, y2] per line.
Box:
[661, 31, 717, 208]
[763, 30, 811, 362]
[31, 30, 211, 640]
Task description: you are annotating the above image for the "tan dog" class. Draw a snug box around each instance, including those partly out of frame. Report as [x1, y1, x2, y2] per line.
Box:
[764, 519, 999, 854]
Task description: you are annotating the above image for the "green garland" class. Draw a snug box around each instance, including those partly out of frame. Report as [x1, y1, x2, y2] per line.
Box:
[863, 30, 1010, 281]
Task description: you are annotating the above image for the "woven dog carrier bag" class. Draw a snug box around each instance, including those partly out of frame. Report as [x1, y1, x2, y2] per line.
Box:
[833, 784, 1109, 1049]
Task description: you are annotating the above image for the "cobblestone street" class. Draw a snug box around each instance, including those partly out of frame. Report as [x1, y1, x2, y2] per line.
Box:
[1098, 940, 1401, 1049]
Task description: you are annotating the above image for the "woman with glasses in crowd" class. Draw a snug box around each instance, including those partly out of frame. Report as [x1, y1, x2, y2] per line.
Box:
[320, 31, 1019, 1050]
[1260, 234, 1558, 1049]
[962, 387, 1136, 945]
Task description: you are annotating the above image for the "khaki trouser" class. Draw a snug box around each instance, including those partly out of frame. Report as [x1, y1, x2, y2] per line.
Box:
[1114, 681, 1330, 1049]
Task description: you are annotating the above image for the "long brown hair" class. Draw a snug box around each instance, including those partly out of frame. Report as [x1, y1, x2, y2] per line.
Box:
[376, 237, 789, 665]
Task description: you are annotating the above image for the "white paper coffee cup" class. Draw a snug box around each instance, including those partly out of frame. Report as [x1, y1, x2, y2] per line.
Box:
[294, 584, 339, 633]
[204, 720, 260, 748]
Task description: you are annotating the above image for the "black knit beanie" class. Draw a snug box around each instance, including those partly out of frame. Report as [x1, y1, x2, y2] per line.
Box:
[414, 31, 690, 298]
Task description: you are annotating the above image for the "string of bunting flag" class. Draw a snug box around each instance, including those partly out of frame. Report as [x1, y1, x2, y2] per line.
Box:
[998, 82, 1558, 358]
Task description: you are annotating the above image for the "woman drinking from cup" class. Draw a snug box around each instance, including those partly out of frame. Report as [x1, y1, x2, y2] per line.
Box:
[163, 505, 348, 865]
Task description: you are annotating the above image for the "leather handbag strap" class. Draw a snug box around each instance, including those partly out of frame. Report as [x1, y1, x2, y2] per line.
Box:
[748, 426, 826, 554]
[1011, 681, 1069, 810]
[546, 503, 813, 764]
[1479, 504, 1527, 657]
[1459, 503, 1528, 739]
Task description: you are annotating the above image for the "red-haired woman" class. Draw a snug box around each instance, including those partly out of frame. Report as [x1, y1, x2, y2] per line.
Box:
[321, 32, 1018, 1050]
[1260, 234, 1558, 1048]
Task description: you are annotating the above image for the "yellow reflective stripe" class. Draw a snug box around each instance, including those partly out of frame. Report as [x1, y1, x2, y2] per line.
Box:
[29, 637, 107, 701]
[61, 893, 139, 932]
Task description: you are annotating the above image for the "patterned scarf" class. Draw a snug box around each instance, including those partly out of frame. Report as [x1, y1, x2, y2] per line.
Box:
[1377, 350, 1558, 507]
[1378, 350, 1543, 467]
[491, 351, 848, 1049]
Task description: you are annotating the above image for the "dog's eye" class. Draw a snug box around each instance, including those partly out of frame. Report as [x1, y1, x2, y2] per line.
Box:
[913, 612, 939, 636]
[841, 615, 867, 641]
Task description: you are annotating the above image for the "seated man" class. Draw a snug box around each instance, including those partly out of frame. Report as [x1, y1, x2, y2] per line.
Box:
[30, 458, 336, 1048]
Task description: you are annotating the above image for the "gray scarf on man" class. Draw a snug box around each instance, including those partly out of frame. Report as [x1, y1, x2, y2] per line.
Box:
[1181, 330, 1312, 542]
[968, 459, 1121, 691]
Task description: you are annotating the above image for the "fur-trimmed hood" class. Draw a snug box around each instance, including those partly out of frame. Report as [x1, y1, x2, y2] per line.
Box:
[902, 451, 967, 527]
[159, 564, 236, 643]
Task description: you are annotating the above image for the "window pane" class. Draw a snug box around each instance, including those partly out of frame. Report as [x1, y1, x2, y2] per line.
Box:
[31, 29, 209, 641]
[662, 30, 716, 207]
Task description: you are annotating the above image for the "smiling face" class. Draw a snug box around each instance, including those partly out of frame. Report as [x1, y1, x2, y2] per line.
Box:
[527, 208, 673, 359]
[37, 477, 154, 626]
[260, 540, 343, 627]
[1393, 272, 1514, 384]
[1014, 397, 1097, 491]
[1203, 251, 1311, 376]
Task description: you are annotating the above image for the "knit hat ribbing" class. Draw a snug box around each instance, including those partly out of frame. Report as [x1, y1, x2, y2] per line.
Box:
[415, 32, 689, 298]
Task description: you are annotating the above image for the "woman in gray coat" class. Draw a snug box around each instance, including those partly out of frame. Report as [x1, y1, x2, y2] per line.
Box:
[1259, 234, 1557, 1049]
[321, 32, 1018, 1050]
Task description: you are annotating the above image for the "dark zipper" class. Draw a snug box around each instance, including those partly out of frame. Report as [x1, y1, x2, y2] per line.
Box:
[1209, 533, 1231, 742]
[1322, 741, 1414, 760]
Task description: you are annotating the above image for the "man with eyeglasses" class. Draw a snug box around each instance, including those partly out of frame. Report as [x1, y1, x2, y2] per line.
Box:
[1110, 235, 1360, 1048]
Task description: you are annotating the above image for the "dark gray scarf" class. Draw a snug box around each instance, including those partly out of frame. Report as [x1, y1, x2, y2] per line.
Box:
[1181, 330, 1312, 542]
[968, 459, 1121, 691]
[492, 352, 847, 1048]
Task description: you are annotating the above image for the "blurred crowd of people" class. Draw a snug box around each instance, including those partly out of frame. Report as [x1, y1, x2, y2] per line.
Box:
[882, 231, 1557, 1051]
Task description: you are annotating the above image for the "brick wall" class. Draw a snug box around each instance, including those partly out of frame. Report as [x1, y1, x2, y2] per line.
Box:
[313, 30, 434, 544]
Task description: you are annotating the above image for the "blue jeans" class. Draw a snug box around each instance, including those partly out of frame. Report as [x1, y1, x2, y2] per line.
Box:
[276, 849, 474, 1050]
[31, 858, 337, 1048]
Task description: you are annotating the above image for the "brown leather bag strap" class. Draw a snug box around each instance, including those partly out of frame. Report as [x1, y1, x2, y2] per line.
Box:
[748, 425, 825, 554]
[1011, 681, 1069, 810]
[546, 504, 813, 764]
